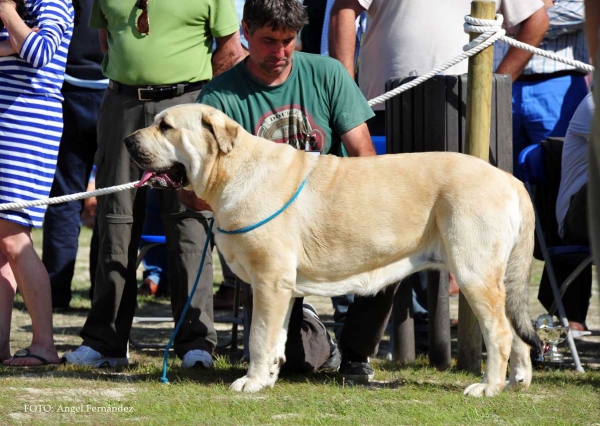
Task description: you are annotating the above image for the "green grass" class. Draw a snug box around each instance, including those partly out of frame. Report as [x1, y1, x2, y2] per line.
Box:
[1, 359, 599, 425]
[1, 227, 599, 425]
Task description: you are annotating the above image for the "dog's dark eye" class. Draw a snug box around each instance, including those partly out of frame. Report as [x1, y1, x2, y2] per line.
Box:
[160, 120, 173, 132]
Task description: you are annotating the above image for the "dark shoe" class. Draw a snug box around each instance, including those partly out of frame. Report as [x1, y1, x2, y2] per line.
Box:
[339, 347, 374, 383]
[320, 346, 341, 372]
[213, 283, 235, 310]
[138, 278, 158, 297]
[339, 361, 374, 383]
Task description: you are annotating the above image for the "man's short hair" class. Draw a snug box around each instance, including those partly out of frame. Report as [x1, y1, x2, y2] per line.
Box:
[243, 0, 309, 35]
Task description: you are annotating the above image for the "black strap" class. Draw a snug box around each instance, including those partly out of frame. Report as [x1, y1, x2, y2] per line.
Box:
[109, 80, 207, 101]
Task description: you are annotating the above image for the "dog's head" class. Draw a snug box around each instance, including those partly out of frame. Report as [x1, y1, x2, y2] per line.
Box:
[124, 104, 240, 191]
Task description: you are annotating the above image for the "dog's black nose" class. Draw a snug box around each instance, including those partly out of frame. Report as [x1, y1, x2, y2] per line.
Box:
[124, 134, 136, 149]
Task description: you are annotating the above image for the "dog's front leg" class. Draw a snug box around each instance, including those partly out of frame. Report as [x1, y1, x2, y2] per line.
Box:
[230, 284, 294, 392]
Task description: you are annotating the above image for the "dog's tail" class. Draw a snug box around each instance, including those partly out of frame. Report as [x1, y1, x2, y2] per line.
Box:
[504, 183, 543, 354]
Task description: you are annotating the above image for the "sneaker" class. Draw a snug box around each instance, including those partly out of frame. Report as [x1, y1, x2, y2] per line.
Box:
[213, 283, 235, 310]
[181, 349, 213, 369]
[138, 278, 159, 297]
[320, 346, 342, 373]
[339, 360, 375, 383]
[303, 303, 341, 372]
[62, 345, 128, 368]
[339, 347, 374, 383]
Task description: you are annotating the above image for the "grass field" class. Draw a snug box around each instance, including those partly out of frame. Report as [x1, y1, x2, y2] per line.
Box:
[0, 226, 599, 425]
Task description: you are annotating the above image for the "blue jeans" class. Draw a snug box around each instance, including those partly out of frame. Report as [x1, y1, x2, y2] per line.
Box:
[512, 74, 588, 180]
[42, 84, 104, 309]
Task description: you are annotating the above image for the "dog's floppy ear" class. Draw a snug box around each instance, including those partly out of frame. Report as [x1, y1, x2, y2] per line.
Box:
[201, 111, 239, 154]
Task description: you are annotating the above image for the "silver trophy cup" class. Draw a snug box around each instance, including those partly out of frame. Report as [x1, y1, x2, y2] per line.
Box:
[535, 314, 570, 363]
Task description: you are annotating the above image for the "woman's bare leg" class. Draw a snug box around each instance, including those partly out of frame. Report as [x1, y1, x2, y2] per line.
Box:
[0, 255, 16, 361]
[0, 220, 60, 366]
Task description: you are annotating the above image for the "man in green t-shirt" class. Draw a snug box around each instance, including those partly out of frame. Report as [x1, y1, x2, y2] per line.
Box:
[194, 0, 379, 381]
[63, 0, 246, 369]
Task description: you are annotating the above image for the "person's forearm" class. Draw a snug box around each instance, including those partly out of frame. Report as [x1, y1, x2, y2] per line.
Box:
[329, 1, 361, 78]
[585, 0, 600, 63]
[98, 29, 108, 55]
[496, 7, 549, 81]
[212, 32, 247, 78]
[0, 4, 35, 54]
[342, 123, 376, 157]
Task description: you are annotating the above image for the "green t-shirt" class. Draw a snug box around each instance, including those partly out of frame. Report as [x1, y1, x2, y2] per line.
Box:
[197, 52, 374, 156]
[90, 0, 239, 85]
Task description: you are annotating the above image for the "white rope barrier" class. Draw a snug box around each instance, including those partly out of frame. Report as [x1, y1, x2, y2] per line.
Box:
[464, 14, 594, 73]
[1, 12, 594, 211]
[0, 182, 140, 211]
[369, 13, 594, 108]
[367, 16, 507, 107]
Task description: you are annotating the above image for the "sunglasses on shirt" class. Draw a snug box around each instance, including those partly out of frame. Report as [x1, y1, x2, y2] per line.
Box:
[136, 0, 149, 35]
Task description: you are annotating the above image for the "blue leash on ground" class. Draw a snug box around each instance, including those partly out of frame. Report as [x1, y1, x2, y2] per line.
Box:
[160, 217, 214, 384]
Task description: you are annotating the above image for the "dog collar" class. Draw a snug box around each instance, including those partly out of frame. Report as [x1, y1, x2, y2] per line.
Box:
[217, 178, 308, 235]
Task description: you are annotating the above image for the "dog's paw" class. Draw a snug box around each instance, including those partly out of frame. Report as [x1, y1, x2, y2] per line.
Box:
[229, 376, 271, 393]
[463, 383, 501, 397]
[505, 371, 531, 390]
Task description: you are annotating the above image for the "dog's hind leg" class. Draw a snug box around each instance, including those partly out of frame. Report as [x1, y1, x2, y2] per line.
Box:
[505, 325, 533, 390]
[230, 281, 294, 393]
[456, 267, 513, 397]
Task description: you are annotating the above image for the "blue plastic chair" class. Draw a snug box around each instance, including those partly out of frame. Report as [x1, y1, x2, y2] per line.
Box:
[372, 135, 386, 155]
[518, 143, 593, 372]
[134, 234, 167, 269]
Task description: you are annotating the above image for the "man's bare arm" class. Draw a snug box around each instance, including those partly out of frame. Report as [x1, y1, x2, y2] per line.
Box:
[98, 29, 108, 55]
[585, 0, 600, 63]
[496, 7, 549, 81]
[212, 31, 247, 77]
[329, 0, 364, 78]
[341, 122, 376, 157]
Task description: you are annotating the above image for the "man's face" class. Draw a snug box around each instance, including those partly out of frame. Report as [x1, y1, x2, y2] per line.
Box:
[242, 21, 297, 84]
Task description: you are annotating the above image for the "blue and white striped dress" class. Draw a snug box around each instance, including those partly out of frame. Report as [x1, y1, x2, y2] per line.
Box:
[0, 0, 73, 227]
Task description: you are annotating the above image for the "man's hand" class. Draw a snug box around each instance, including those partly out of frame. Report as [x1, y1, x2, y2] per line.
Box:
[178, 189, 213, 212]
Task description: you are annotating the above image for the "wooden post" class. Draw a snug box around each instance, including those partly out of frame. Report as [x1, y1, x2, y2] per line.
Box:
[427, 271, 451, 369]
[457, 0, 495, 374]
[392, 279, 415, 362]
[465, 0, 495, 161]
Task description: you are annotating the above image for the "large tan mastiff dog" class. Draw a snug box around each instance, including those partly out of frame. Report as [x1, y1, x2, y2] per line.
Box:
[125, 104, 541, 396]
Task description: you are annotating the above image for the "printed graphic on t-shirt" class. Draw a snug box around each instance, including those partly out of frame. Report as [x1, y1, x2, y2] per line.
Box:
[255, 105, 325, 152]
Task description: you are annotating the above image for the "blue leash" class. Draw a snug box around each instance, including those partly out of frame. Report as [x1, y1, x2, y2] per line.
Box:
[160, 216, 214, 384]
[160, 178, 306, 383]
[217, 178, 308, 234]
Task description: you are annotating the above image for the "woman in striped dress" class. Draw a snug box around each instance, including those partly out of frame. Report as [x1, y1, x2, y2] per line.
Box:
[0, 0, 74, 366]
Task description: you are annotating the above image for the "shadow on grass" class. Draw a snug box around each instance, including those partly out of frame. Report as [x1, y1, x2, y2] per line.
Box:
[1, 358, 599, 394]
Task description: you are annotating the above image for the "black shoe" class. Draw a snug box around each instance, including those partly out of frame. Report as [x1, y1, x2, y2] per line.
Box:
[339, 347, 374, 383]
[52, 305, 70, 314]
[339, 360, 374, 383]
[320, 346, 342, 373]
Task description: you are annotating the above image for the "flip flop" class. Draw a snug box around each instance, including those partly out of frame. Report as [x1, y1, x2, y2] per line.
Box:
[4, 348, 58, 367]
